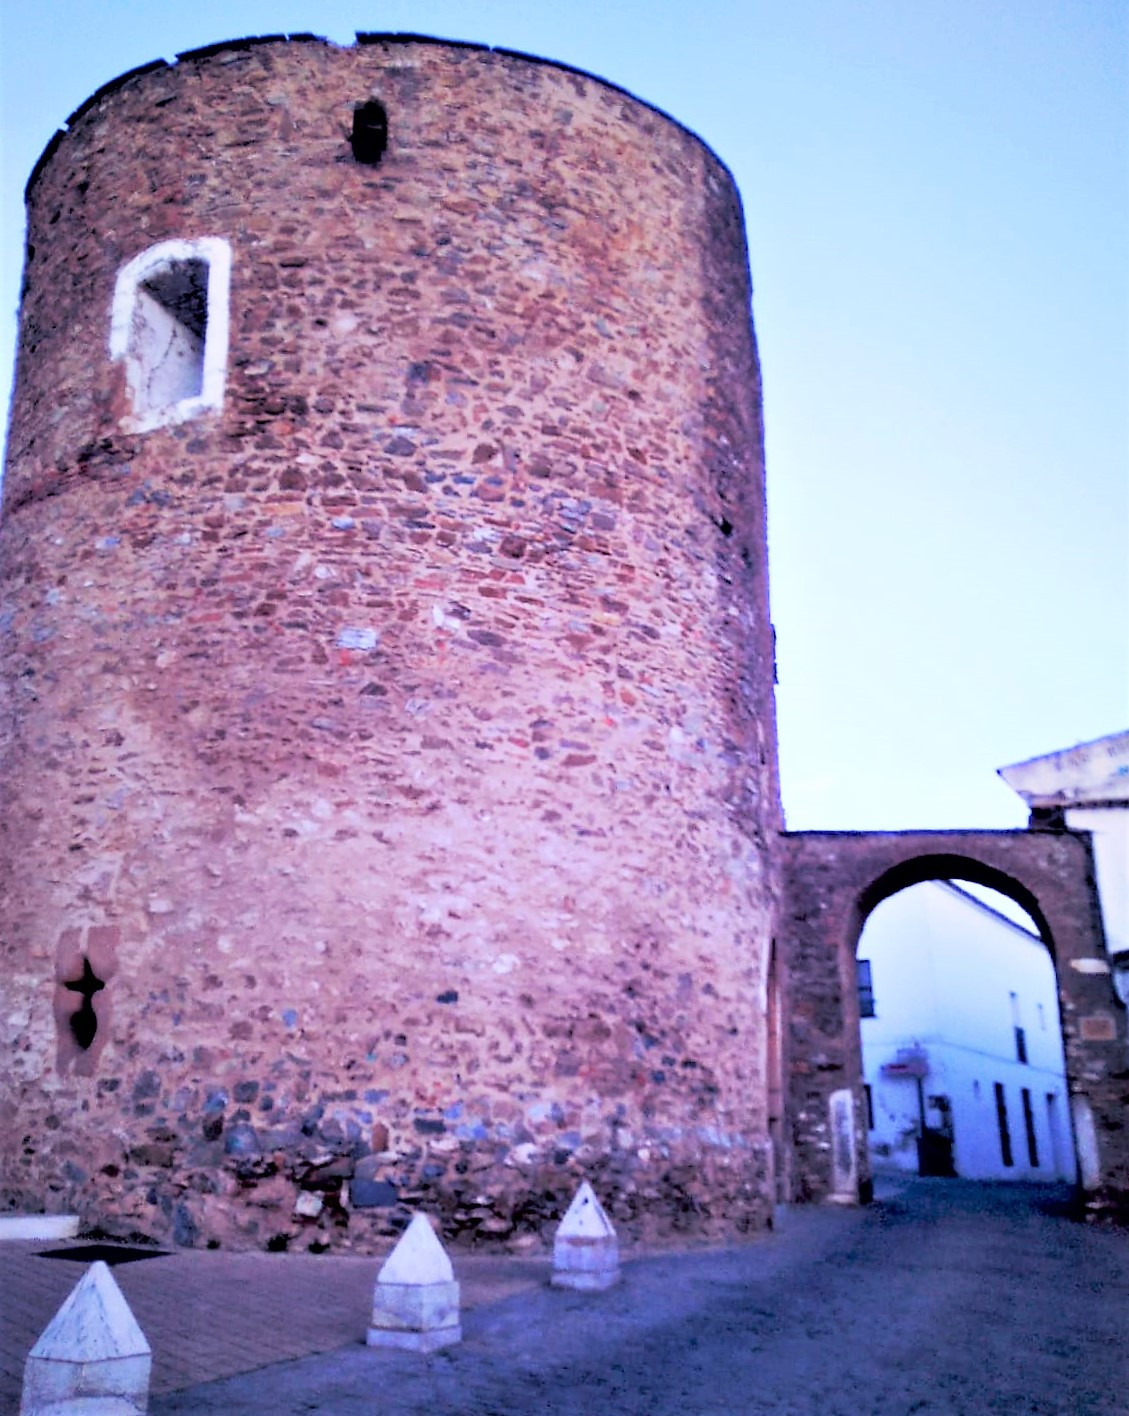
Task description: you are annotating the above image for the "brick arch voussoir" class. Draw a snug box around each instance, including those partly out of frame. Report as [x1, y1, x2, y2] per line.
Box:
[854, 850, 1051, 953]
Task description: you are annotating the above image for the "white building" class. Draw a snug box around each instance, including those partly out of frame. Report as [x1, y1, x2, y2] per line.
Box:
[999, 730, 1129, 1000]
[860, 881, 1075, 1182]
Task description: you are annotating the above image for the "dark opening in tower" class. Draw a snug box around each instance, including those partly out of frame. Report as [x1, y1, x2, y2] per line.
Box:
[351, 101, 388, 165]
[131, 257, 209, 411]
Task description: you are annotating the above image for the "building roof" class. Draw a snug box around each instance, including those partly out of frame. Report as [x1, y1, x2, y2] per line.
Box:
[998, 730, 1129, 808]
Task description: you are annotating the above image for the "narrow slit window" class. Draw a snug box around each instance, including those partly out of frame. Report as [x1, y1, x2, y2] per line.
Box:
[1022, 1088, 1039, 1167]
[351, 100, 388, 165]
[111, 237, 231, 432]
[63, 956, 105, 1050]
[857, 958, 876, 1018]
[994, 1082, 1013, 1167]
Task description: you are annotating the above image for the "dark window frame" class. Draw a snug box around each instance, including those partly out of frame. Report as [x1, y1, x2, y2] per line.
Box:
[351, 100, 388, 164]
[857, 958, 876, 1019]
[995, 1082, 1014, 1167]
[1021, 1087, 1039, 1167]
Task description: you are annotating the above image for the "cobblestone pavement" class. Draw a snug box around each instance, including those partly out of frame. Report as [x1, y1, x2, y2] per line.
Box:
[4, 1180, 1127, 1414]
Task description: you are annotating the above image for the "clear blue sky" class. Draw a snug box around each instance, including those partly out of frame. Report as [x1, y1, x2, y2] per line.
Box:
[1, 0, 1126, 832]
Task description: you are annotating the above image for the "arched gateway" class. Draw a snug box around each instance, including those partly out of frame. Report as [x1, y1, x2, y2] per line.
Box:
[779, 828, 1128, 1218]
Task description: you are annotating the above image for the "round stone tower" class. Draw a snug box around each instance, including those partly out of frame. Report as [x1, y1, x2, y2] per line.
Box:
[0, 35, 781, 1251]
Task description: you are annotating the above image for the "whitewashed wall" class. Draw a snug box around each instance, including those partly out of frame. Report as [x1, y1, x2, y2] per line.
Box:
[998, 731, 1129, 961]
[1064, 807, 1128, 958]
[860, 881, 1074, 1182]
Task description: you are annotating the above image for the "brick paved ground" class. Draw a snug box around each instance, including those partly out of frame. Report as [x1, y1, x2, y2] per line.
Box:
[0, 1237, 547, 1413]
[5, 1182, 1127, 1415]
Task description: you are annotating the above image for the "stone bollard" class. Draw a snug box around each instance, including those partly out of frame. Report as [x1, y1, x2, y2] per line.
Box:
[366, 1213, 461, 1352]
[21, 1260, 151, 1415]
[551, 1180, 620, 1291]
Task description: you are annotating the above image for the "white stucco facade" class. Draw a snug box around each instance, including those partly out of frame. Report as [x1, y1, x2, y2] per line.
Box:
[999, 731, 1129, 963]
[860, 881, 1075, 1182]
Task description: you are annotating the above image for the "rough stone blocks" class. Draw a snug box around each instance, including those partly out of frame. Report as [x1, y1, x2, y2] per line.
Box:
[0, 33, 782, 1252]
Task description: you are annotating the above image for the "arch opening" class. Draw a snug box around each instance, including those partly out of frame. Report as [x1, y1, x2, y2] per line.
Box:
[854, 854, 1054, 959]
[782, 830, 1125, 1216]
[855, 877, 1075, 1187]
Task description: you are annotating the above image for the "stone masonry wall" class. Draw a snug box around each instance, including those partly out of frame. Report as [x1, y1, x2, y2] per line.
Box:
[780, 830, 1129, 1220]
[0, 37, 782, 1251]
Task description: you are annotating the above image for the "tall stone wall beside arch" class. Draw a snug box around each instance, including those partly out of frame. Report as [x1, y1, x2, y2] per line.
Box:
[0, 36, 782, 1250]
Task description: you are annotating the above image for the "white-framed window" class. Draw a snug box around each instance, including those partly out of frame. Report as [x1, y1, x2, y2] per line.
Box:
[110, 237, 232, 432]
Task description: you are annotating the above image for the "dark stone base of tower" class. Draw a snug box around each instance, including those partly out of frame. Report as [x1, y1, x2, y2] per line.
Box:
[0, 36, 781, 1251]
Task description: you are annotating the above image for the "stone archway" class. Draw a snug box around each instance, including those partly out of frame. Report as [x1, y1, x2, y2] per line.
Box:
[778, 828, 1128, 1220]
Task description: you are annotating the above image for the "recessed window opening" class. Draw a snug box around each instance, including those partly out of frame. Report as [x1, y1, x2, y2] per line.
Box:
[857, 958, 875, 1018]
[351, 100, 388, 165]
[63, 956, 105, 1050]
[111, 237, 231, 432]
[136, 258, 208, 406]
[1045, 1093, 1064, 1176]
[1021, 1087, 1039, 1167]
[995, 1082, 1014, 1167]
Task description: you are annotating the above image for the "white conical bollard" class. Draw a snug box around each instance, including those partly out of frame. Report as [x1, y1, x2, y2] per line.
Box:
[551, 1180, 619, 1291]
[366, 1213, 461, 1352]
[21, 1260, 151, 1414]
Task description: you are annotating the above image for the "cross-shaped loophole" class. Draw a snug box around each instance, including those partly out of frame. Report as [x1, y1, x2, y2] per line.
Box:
[63, 957, 105, 1049]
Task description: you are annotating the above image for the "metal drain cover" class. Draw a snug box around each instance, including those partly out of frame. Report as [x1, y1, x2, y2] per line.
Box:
[36, 1243, 169, 1265]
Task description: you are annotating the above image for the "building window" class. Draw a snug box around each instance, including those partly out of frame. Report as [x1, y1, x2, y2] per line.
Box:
[994, 1082, 1013, 1167]
[62, 956, 105, 1049]
[110, 237, 232, 432]
[1008, 991, 1028, 1064]
[857, 958, 876, 1018]
[1021, 1087, 1039, 1167]
[863, 1083, 875, 1130]
[351, 100, 388, 164]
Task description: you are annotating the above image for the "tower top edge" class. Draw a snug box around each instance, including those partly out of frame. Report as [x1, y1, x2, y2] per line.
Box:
[25, 31, 736, 204]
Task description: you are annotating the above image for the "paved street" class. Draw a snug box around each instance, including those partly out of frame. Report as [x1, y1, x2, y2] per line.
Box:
[4, 1179, 1127, 1414]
